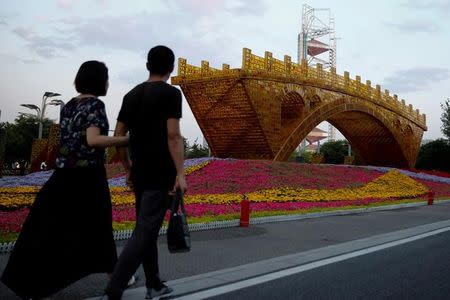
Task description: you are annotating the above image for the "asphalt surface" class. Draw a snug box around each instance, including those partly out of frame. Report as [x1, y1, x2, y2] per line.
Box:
[207, 230, 450, 300]
[1, 202, 450, 299]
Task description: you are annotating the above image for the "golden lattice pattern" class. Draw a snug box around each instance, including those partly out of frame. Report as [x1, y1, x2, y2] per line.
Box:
[172, 48, 427, 168]
[173, 48, 426, 130]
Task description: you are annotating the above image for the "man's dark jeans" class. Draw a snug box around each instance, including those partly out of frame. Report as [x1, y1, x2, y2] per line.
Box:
[106, 189, 168, 298]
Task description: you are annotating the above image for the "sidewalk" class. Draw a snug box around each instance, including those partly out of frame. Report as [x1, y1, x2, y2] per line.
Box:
[1, 201, 450, 299]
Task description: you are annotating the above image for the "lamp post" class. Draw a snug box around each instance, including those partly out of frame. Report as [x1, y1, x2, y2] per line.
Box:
[20, 104, 41, 117]
[20, 104, 40, 137]
[47, 99, 65, 123]
[20, 91, 61, 139]
[39, 92, 61, 139]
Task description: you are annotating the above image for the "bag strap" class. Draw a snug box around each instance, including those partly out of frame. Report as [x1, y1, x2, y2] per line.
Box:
[175, 189, 187, 215]
[170, 189, 181, 212]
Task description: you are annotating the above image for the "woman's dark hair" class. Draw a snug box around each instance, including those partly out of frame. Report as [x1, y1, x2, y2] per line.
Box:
[147, 45, 175, 75]
[74, 61, 108, 96]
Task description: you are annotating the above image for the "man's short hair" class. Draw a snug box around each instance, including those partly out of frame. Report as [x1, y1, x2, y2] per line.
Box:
[74, 60, 108, 96]
[147, 45, 175, 75]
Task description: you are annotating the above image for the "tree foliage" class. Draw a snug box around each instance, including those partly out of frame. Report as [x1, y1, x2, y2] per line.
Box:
[441, 98, 450, 139]
[415, 139, 450, 172]
[0, 115, 54, 165]
[184, 138, 210, 158]
[291, 148, 313, 163]
[319, 140, 349, 164]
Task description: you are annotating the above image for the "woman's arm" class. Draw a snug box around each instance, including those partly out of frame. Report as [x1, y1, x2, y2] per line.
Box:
[86, 126, 128, 148]
[114, 121, 131, 171]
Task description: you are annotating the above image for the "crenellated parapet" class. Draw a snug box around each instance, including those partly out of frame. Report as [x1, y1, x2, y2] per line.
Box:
[173, 48, 426, 130]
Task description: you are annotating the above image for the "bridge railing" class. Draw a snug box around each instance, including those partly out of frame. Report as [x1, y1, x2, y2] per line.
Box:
[175, 49, 426, 129]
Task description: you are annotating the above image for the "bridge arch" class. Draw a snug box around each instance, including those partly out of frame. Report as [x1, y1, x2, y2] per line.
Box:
[274, 96, 410, 168]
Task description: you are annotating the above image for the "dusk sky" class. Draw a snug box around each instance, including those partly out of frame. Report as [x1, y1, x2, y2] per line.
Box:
[0, 0, 449, 143]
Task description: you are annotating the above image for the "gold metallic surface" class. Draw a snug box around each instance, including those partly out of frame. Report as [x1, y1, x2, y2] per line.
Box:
[172, 49, 426, 168]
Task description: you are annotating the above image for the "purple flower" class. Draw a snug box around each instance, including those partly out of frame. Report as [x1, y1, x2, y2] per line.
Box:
[0, 170, 54, 187]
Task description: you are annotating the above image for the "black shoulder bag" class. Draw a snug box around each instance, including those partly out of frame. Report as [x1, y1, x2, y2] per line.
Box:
[167, 189, 191, 253]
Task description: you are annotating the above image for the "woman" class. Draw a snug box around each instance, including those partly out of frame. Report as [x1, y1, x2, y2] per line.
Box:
[1, 61, 128, 299]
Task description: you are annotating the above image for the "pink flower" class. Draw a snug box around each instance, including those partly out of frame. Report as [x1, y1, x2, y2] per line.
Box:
[187, 160, 382, 195]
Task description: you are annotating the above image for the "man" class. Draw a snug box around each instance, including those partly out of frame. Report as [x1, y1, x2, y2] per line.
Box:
[104, 45, 187, 300]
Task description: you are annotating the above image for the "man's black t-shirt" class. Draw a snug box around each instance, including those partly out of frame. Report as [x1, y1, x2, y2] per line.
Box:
[117, 81, 182, 190]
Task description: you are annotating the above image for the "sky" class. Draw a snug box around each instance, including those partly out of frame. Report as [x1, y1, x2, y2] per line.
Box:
[0, 0, 449, 144]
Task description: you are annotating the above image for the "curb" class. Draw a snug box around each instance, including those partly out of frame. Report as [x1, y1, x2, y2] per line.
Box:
[1, 199, 450, 254]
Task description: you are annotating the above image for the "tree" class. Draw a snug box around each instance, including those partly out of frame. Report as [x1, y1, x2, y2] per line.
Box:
[183, 138, 210, 158]
[415, 139, 450, 172]
[319, 140, 349, 164]
[441, 98, 450, 139]
[289, 148, 312, 163]
[186, 140, 209, 158]
[1, 115, 54, 166]
[288, 149, 299, 162]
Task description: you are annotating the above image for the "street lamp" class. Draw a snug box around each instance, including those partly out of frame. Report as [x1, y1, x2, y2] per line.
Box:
[49, 99, 64, 105]
[43, 92, 61, 98]
[20, 104, 41, 116]
[20, 104, 41, 137]
[48, 99, 65, 122]
[39, 92, 61, 139]
[20, 92, 61, 138]
[20, 104, 41, 117]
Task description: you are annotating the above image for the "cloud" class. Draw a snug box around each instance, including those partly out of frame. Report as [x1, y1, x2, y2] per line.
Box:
[36, 15, 51, 23]
[57, 0, 108, 10]
[386, 20, 439, 33]
[56, 0, 79, 10]
[65, 11, 241, 63]
[382, 67, 450, 93]
[165, 0, 267, 16]
[12, 26, 76, 58]
[0, 20, 7, 26]
[117, 67, 148, 85]
[226, 0, 267, 16]
[13, 26, 34, 38]
[10, 2, 263, 63]
[404, 0, 450, 12]
[58, 16, 83, 25]
[0, 53, 40, 64]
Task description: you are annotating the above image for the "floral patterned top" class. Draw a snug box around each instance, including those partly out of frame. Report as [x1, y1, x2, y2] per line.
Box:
[55, 97, 109, 168]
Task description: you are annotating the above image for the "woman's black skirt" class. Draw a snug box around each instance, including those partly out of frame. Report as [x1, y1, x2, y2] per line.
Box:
[1, 166, 117, 299]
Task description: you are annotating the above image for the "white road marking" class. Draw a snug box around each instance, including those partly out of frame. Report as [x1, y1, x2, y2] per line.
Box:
[174, 226, 450, 299]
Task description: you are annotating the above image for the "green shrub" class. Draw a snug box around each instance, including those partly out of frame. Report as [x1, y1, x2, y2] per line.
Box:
[415, 139, 450, 172]
[320, 140, 349, 164]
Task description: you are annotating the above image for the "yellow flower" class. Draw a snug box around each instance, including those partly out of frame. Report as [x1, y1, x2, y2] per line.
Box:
[248, 170, 428, 202]
[0, 170, 429, 208]
[185, 161, 210, 176]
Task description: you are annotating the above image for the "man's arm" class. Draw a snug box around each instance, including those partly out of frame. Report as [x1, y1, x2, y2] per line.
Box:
[114, 121, 131, 173]
[167, 118, 187, 193]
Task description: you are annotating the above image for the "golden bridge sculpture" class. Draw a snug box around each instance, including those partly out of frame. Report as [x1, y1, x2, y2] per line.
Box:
[172, 48, 427, 168]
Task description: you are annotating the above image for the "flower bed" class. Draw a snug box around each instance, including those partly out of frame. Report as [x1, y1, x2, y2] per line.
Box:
[1, 158, 449, 243]
[187, 160, 382, 194]
[408, 168, 450, 179]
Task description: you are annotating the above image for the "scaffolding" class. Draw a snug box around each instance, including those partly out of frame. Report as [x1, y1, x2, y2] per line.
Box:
[298, 4, 337, 140]
[298, 4, 336, 69]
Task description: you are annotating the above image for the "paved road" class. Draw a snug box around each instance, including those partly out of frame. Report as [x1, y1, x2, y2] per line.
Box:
[204, 230, 450, 300]
[1, 202, 450, 299]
